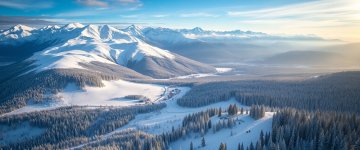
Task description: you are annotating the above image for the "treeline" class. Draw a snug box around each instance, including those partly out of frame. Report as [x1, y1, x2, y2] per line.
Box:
[80, 129, 166, 150]
[243, 108, 360, 150]
[162, 106, 242, 145]
[0, 103, 165, 149]
[124, 95, 149, 101]
[178, 71, 360, 113]
[249, 105, 266, 120]
[72, 107, 221, 150]
[0, 61, 151, 114]
[163, 108, 217, 143]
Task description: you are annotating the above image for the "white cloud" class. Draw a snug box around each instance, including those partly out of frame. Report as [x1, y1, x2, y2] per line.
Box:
[121, 14, 140, 18]
[227, 0, 360, 22]
[180, 12, 219, 18]
[118, 0, 140, 4]
[227, 0, 360, 42]
[76, 0, 108, 7]
[75, 0, 143, 8]
[0, 0, 53, 9]
[152, 14, 169, 18]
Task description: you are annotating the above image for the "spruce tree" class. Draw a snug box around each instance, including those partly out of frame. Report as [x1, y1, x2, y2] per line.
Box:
[190, 141, 193, 150]
[201, 137, 206, 147]
[219, 142, 227, 150]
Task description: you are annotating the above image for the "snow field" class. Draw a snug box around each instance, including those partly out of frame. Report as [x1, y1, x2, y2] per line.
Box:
[2, 79, 166, 116]
[170, 112, 274, 150]
[57, 79, 165, 106]
[108, 95, 274, 149]
[169, 67, 232, 79]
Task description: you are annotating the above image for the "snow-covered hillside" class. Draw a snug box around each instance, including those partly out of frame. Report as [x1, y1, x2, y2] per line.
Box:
[170, 112, 273, 150]
[2, 79, 166, 116]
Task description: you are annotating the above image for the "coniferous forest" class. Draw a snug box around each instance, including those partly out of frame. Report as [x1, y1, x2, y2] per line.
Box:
[238, 108, 360, 150]
[0, 66, 359, 149]
[178, 71, 360, 113]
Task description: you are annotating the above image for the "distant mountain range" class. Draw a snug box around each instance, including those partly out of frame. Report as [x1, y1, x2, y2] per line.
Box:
[0, 23, 350, 72]
[0, 23, 217, 78]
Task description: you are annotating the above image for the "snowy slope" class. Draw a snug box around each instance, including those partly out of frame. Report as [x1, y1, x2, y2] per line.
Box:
[2, 79, 166, 116]
[170, 112, 274, 150]
[124, 96, 273, 150]
[116, 97, 243, 135]
[79, 93, 274, 150]
[57, 79, 165, 106]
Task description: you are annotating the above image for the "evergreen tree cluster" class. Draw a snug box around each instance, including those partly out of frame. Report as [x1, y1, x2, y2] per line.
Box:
[182, 108, 218, 133]
[0, 103, 165, 149]
[82, 129, 166, 150]
[178, 71, 360, 114]
[249, 105, 266, 119]
[247, 108, 360, 150]
[161, 107, 239, 146]
[228, 104, 239, 116]
[213, 118, 236, 133]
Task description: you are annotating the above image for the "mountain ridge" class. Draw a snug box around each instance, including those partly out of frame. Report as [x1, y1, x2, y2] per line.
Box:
[0, 23, 216, 79]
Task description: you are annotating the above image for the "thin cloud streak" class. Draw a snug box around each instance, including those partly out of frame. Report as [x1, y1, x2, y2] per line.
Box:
[227, 0, 360, 22]
[227, 0, 360, 42]
[152, 14, 169, 18]
[0, 16, 56, 25]
[76, 0, 108, 7]
[74, 0, 143, 9]
[180, 12, 219, 18]
[0, 0, 53, 9]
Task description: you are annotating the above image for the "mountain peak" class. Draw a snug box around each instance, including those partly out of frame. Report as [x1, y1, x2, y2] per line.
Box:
[62, 23, 85, 30]
[125, 24, 142, 31]
[40, 25, 58, 30]
[84, 24, 98, 29]
[11, 24, 34, 32]
[101, 24, 120, 33]
[1, 24, 34, 40]
[123, 24, 143, 38]
[191, 27, 204, 33]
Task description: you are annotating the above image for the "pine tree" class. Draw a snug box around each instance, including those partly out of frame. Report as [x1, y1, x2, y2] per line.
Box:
[202, 137, 206, 147]
[208, 120, 212, 129]
[219, 142, 227, 150]
[260, 130, 264, 146]
[218, 108, 222, 117]
[256, 141, 261, 150]
[250, 142, 255, 150]
[240, 143, 244, 150]
[190, 141, 193, 150]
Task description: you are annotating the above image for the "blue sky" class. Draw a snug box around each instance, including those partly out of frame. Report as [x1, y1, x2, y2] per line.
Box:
[1, 0, 360, 42]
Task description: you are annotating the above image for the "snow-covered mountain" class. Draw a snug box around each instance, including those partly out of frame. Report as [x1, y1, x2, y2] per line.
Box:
[0, 24, 35, 43]
[178, 27, 326, 41]
[0, 23, 216, 78]
[0, 23, 336, 72]
[178, 27, 266, 38]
